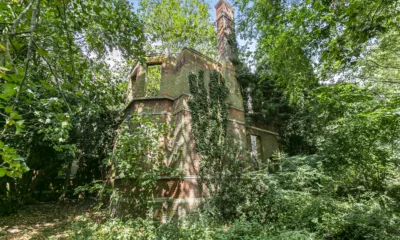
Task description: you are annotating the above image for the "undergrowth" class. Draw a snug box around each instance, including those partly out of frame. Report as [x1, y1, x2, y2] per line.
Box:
[66, 155, 400, 240]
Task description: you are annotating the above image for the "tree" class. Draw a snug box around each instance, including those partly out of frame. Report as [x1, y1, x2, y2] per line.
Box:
[234, 0, 400, 190]
[138, 0, 216, 57]
[0, 0, 144, 213]
[236, 0, 400, 104]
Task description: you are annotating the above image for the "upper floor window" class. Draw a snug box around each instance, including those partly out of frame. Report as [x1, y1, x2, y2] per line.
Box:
[146, 64, 162, 97]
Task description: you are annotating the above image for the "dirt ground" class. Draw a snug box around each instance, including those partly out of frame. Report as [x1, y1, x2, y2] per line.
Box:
[0, 201, 106, 240]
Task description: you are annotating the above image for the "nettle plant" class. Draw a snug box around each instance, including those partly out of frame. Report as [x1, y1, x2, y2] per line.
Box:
[110, 113, 174, 214]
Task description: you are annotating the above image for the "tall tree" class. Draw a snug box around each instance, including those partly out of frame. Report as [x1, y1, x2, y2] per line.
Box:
[235, 0, 400, 181]
[0, 0, 144, 212]
[236, 0, 400, 103]
[138, 0, 217, 57]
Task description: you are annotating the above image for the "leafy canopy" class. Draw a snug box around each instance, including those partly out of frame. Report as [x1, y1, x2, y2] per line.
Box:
[138, 0, 217, 57]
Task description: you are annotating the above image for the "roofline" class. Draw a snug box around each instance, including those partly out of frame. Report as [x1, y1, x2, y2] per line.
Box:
[180, 47, 222, 66]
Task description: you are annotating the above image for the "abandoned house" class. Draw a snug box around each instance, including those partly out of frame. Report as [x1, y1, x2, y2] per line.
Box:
[118, 0, 279, 220]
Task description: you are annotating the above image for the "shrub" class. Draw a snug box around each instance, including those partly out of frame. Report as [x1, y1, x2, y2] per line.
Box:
[202, 154, 400, 239]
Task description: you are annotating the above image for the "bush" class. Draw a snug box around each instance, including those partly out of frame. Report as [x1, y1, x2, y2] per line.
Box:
[201, 155, 400, 239]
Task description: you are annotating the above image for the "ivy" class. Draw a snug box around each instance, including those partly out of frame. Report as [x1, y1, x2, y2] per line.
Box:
[188, 70, 230, 190]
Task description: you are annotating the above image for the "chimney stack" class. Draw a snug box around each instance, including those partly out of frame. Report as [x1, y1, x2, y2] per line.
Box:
[215, 0, 234, 62]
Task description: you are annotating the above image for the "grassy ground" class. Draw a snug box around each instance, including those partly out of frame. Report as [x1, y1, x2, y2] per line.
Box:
[0, 201, 106, 240]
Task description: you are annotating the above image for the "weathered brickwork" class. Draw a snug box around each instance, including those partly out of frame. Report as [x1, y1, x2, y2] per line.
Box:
[119, 0, 280, 221]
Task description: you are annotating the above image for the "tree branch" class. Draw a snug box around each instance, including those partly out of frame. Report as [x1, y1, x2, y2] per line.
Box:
[10, 0, 34, 34]
[12, 0, 40, 111]
[32, 41, 73, 114]
[0, 112, 8, 118]
[5, 38, 19, 76]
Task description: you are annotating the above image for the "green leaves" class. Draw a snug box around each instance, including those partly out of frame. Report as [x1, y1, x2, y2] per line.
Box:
[138, 0, 216, 57]
[9, 111, 22, 120]
[112, 114, 173, 211]
[36, 48, 49, 57]
[0, 0, 146, 182]
[0, 168, 6, 177]
[236, 0, 400, 197]
[0, 141, 29, 178]
[0, 83, 18, 100]
[238, 0, 400, 105]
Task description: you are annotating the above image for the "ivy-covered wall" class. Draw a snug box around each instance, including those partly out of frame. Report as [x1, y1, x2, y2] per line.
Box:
[123, 48, 280, 220]
[128, 49, 244, 111]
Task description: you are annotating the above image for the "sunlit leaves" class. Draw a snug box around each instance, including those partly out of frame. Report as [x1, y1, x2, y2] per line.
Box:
[138, 0, 216, 57]
[111, 114, 173, 210]
[237, 0, 400, 104]
[0, 0, 144, 183]
[0, 141, 29, 178]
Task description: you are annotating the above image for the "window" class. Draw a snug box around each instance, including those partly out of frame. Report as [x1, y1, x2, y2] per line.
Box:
[146, 64, 162, 97]
[130, 74, 137, 99]
[251, 135, 262, 167]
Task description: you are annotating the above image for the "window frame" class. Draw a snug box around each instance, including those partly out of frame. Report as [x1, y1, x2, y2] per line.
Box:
[145, 63, 162, 97]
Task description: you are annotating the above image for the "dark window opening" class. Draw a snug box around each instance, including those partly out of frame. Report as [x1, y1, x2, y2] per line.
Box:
[130, 74, 137, 98]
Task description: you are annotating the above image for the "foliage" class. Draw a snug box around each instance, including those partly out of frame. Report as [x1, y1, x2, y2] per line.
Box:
[231, 2, 400, 236]
[201, 155, 400, 239]
[138, 0, 217, 57]
[309, 84, 400, 192]
[0, 0, 144, 214]
[74, 180, 113, 210]
[1, 1, 400, 239]
[146, 65, 162, 97]
[188, 69, 239, 193]
[7, 155, 396, 240]
[65, 215, 321, 240]
[0, 141, 28, 178]
[236, 0, 400, 103]
[236, 61, 317, 156]
[2, 155, 400, 239]
[235, 0, 400, 158]
[110, 113, 173, 217]
[188, 70, 229, 156]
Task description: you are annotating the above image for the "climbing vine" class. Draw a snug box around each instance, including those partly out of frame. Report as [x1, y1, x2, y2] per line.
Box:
[188, 70, 230, 189]
[188, 70, 251, 219]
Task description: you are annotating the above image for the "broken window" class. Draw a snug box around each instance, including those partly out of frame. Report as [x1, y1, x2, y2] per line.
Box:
[251, 135, 262, 167]
[146, 64, 162, 97]
[129, 73, 137, 100]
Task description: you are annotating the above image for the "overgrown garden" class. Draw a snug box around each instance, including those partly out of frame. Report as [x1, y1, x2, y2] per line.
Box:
[1, 0, 400, 239]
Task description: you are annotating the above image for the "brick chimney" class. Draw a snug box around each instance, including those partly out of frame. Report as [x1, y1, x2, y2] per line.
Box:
[215, 0, 234, 62]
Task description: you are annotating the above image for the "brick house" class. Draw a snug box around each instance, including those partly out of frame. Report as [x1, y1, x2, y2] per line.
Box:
[118, 0, 279, 221]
